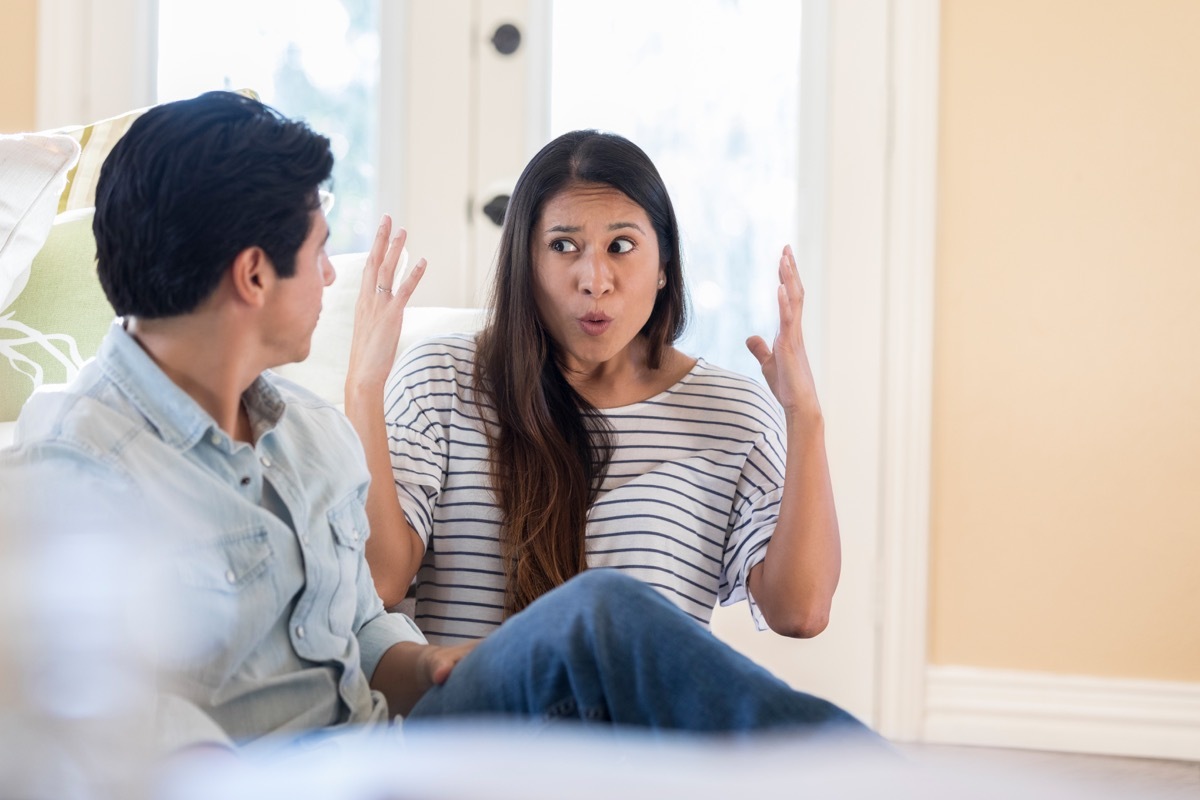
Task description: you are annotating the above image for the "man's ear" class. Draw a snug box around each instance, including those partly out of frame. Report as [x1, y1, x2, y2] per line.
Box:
[230, 247, 273, 308]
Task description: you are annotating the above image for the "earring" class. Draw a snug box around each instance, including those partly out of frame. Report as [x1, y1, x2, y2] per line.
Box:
[658, 278, 666, 288]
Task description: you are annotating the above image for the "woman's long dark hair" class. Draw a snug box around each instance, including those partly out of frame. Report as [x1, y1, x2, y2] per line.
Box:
[475, 130, 688, 615]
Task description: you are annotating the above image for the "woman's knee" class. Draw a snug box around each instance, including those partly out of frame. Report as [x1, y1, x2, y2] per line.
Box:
[514, 569, 683, 647]
[557, 568, 653, 610]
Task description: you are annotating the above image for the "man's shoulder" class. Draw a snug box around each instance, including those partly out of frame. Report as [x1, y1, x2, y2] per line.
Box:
[265, 370, 355, 431]
[263, 371, 367, 461]
[0, 381, 142, 524]
[10, 366, 145, 466]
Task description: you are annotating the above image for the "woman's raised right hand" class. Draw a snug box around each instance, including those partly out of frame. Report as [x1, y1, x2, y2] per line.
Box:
[345, 215, 427, 398]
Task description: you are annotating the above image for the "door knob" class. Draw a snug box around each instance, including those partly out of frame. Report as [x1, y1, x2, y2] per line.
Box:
[491, 23, 521, 56]
[483, 194, 510, 226]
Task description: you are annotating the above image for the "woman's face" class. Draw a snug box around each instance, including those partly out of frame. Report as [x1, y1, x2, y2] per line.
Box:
[531, 182, 665, 374]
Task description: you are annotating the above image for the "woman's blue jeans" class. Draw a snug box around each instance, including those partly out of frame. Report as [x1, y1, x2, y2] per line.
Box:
[407, 569, 875, 739]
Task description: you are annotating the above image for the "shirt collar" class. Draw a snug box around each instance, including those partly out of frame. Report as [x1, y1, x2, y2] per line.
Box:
[97, 321, 286, 450]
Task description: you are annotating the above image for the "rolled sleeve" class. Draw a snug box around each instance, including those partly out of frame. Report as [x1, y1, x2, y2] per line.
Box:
[740, 542, 772, 631]
[357, 610, 427, 680]
[352, 514, 427, 678]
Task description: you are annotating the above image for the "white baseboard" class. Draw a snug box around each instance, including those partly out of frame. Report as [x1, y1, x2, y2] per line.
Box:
[924, 665, 1200, 762]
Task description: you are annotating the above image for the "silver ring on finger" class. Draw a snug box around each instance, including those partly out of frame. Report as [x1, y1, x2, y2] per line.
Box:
[375, 285, 393, 295]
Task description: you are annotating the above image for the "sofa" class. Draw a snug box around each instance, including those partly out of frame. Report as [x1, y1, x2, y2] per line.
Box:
[0, 108, 484, 450]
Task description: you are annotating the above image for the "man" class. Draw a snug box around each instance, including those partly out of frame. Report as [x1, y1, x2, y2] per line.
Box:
[3, 92, 463, 752]
[0, 92, 870, 756]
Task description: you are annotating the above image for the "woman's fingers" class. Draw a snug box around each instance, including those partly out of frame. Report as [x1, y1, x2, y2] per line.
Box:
[393, 258, 427, 307]
[376, 227, 409, 294]
[746, 334, 772, 366]
[783, 246, 803, 305]
[777, 245, 806, 336]
[362, 214, 393, 297]
[777, 282, 793, 328]
[362, 217, 422, 312]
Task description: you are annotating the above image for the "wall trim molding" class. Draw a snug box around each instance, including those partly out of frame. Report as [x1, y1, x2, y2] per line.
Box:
[874, 0, 941, 741]
[925, 665, 1200, 761]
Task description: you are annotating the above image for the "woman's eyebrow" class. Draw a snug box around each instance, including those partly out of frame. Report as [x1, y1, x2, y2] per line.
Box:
[544, 221, 646, 234]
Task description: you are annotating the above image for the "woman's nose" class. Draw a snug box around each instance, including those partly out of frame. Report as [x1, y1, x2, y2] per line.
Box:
[579, 254, 614, 296]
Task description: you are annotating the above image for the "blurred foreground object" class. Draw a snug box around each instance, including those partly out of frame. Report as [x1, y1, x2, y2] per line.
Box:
[158, 722, 1195, 800]
[0, 455, 161, 799]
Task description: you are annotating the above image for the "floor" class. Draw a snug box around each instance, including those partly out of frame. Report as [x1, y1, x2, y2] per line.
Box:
[898, 743, 1200, 798]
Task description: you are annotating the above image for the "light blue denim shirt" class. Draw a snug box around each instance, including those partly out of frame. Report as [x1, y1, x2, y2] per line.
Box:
[0, 322, 425, 750]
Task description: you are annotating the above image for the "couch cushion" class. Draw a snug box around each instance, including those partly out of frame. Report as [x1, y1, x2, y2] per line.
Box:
[50, 88, 260, 214]
[53, 108, 146, 214]
[0, 209, 114, 422]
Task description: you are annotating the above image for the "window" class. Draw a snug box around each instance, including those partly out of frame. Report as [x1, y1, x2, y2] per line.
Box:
[156, 0, 381, 255]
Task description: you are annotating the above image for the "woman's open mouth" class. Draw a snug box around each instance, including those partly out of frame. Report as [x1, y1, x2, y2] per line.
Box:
[578, 313, 612, 336]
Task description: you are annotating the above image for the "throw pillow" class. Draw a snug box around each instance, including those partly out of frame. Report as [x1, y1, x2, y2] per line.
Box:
[0, 209, 114, 422]
[51, 88, 260, 214]
[0, 134, 81, 311]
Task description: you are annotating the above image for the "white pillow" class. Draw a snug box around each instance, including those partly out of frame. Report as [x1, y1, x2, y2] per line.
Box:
[273, 251, 487, 404]
[0, 134, 82, 311]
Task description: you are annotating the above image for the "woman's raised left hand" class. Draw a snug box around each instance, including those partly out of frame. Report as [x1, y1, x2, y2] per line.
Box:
[745, 245, 821, 418]
[744, 245, 839, 639]
[345, 215, 427, 397]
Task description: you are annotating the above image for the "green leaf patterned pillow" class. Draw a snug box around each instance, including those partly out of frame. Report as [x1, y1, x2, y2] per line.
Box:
[0, 208, 114, 421]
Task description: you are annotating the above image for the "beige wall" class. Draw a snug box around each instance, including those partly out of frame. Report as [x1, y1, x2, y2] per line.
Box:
[0, 0, 38, 132]
[931, 0, 1200, 682]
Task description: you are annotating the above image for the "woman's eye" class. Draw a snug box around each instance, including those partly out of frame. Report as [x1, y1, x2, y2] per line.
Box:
[609, 238, 635, 254]
[550, 239, 578, 253]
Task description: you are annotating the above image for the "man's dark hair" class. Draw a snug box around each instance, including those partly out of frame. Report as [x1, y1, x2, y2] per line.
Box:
[93, 91, 334, 318]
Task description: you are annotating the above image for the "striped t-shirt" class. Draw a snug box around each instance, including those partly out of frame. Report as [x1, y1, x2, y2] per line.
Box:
[383, 334, 787, 644]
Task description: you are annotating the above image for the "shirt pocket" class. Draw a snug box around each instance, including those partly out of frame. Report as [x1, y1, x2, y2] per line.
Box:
[172, 526, 276, 688]
[326, 494, 369, 636]
[177, 527, 274, 591]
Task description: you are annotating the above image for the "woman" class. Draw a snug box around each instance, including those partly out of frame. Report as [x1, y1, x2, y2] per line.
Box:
[346, 130, 839, 647]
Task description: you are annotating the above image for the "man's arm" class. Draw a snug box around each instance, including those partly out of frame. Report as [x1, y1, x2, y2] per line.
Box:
[349, 475, 479, 717]
[368, 639, 479, 717]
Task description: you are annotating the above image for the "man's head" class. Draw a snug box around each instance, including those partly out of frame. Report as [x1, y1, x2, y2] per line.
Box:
[94, 91, 334, 320]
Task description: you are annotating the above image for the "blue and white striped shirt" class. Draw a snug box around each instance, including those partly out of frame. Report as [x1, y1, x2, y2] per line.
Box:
[384, 335, 786, 644]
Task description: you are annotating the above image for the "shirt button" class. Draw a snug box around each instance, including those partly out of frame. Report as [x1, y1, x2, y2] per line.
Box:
[224, 569, 236, 584]
[295, 625, 306, 639]
[260, 456, 272, 468]
[301, 535, 310, 545]
[210, 432, 221, 446]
